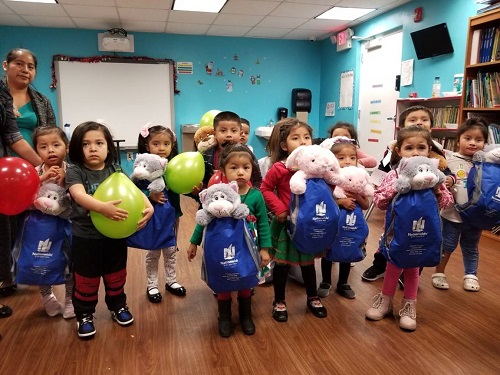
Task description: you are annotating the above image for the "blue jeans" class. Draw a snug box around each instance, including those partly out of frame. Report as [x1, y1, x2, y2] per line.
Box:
[442, 217, 482, 276]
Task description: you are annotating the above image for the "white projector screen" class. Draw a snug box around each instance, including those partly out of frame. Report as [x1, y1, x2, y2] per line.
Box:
[54, 59, 175, 148]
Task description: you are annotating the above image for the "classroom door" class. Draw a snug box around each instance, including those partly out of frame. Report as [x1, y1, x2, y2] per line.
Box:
[357, 31, 403, 165]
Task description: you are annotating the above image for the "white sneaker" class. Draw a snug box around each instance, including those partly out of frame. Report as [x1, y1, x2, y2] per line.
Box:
[41, 293, 63, 317]
[365, 293, 393, 321]
[63, 297, 76, 319]
[399, 299, 417, 331]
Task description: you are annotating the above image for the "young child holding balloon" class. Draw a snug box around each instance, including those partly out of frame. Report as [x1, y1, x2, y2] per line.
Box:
[66, 121, 153, 339]
[133, 123, 186, 303]
[187, 143, 271, 337]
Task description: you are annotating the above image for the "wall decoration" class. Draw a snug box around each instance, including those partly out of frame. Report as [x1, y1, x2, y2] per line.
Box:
[250, 76, 256, 85]
[230, 67, 236, 74]
[215, 69, 224, 76]
[205, 61, 214, 75]
[401, 59, 414, 86]
[256, 58, 260, 64]
[177, 61, 193, 74]
[227, 80, 233, 92]
[238, 69, 244, 77]
[234, 54, 239, 61]
[339, 70, 354, 109]
[198, 80, 203, 85]
[256, 75, 261, 85]
[325, 102, 335, 116]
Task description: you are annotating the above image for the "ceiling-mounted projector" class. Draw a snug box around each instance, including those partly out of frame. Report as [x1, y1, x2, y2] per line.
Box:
[98, 29, 134, 52]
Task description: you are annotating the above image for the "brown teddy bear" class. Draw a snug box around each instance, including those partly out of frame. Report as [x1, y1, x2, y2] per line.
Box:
[194, 126, 217, 152]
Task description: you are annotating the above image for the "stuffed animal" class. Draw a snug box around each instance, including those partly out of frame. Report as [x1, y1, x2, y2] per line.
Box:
[286, 145, 342, 194]
[130, 153, 168, 194]
[333, 166, 374, 199]
[388, 139, 448, 171]
[394, 156, 445, 194]
[473, 144, 500, 163]
[319, 136, 355, 151]
[194, 126, 217, 153]
[196, 181, 249, 226]
[33, 183, 72, 218]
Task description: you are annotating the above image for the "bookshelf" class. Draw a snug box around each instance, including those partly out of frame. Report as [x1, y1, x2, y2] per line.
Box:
[395, 96, 460, 152]
[461, 8, 500, 242]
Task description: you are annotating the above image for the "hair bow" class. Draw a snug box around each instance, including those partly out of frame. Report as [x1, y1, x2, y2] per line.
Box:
[140, 122, 153, 138]
[319, 136, 355, 150]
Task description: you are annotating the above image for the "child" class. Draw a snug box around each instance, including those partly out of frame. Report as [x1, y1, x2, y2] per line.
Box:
[260, 118, 327, 322]
[32, 126, 74, 318]
[327, 121, 377, 168]
[318, 139, 370, 299]
[66, 121, 153, 339]
[432, 117, 489, 292]
[365, 126, 453, 331]
[135, 123, 185, 302]
[187, 143, 271, 337]
[362, 105, 454, 282]
[240, 118, 253, 152]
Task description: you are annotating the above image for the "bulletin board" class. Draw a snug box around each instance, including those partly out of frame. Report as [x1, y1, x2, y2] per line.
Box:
[54, 57, 175, 148]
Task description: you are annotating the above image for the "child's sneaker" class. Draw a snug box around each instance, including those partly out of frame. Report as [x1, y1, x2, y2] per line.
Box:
[111, 306, 134, 326]
[317, 282, 331, 298]
[77, 314, 96, 338]
[41, 293, 63, 317]
[63, 297, 76, 319]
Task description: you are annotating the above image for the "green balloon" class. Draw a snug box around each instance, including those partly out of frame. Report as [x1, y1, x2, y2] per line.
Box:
[164, 152, 205, 194]
[199, 109, 220, 128]
[90, 171, 145, 239]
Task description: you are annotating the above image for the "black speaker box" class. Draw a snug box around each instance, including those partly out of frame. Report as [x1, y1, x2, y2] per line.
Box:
[291, 88, 312, 113]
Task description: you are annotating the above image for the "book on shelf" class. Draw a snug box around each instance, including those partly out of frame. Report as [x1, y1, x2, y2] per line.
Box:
[470, 29, 481, 64]
[489, 123, 500, 144]
[477, 1, 500, 14]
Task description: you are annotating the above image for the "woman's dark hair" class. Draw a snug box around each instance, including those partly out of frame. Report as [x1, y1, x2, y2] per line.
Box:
[266, 117, 313, 164]
[32, 126, 68, 150]
[456, 117, 489, 145]
[327, 121, 359, 146]
[69, 121, 116, 166]
[398, 105, 434, 128]
[5, 48, 38, 69]
[390, 125, 433, 166]
[219, 142, 262, 188]
[137, 125, 178, 160]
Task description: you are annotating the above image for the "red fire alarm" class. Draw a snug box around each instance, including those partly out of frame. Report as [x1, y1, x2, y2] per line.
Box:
[413, 7, 423, 22]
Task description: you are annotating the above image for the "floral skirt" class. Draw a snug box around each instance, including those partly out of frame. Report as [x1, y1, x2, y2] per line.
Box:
[269, 218, 325, 266]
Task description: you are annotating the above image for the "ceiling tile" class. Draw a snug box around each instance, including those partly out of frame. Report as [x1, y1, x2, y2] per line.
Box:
[206, 24, 252, 37]
[118, 8, 169, 22]
[0, 14, 29, 26]
[221, 0, 280, 16]
[166, 22, 210, 35]
[22, 15, 75, 28]
[257, 16, 308, 29]
[58, 0, 115, 5]
[72, 17, 121, 30]
[63, 5, 118, 19]
[4, 3, 66, 17]
[0, 3, 15, 14]
[121, 20, 166, 33]
[168, 10, 217, 24]
[214, 14, 263, 27]
[116, 0, 173, 9]
[298, 18, 344, 31]
[270, 3, 331, 18]
[246, 27, 291, 38]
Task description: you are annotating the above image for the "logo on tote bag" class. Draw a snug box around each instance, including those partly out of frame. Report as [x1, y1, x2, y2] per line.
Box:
[412, 217, 425, 232]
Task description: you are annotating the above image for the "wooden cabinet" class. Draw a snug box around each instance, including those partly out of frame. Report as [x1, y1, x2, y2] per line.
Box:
[461, 9, 500, 242]
[396, 96, 460, 151]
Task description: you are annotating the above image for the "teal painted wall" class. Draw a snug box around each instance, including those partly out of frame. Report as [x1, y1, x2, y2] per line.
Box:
[318, 0, 481, 136]
[0, 0, 485, 166]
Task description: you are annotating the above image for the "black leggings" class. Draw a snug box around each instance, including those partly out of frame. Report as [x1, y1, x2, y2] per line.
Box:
[321, 258, 351, 286]
[273, 263, 318, 302]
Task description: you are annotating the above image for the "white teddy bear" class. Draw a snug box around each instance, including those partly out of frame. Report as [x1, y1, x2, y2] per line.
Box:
[333, 166, 374, 199]
[286, 145, 342, 194]
[394, 156, 445, 194]
[130, 153, 168, 194]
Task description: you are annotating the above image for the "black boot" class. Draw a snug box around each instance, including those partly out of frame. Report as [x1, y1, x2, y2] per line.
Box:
[218, 299, 232, 337]
[238, 297, 255, 335]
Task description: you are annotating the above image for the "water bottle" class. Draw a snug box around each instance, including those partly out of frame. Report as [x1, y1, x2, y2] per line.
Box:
[432, 77, 441, 98]
[63, 123, 71, 140]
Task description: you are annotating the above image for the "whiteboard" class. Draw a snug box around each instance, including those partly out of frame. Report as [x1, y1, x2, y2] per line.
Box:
[55, 60, 175, 147]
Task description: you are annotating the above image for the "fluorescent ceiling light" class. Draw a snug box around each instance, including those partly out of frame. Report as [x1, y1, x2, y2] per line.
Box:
[8, 0, 58, 3]
[317, 7, 375, 21]
[172, 0, 227, 13]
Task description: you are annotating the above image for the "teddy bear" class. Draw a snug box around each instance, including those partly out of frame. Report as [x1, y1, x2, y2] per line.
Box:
[194, 126, 217, 153]
[333, 166, 374, 199]
[394, 156, 445, 194]
[33, 183, 72, 218]
[285, 145, 342, 194]
[472, 144, 500, 163]
[130, 153, 168, 194]
[196, 181, 249, 226]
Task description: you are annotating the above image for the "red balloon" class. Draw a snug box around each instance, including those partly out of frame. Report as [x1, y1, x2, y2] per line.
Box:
[208, 170, 224, 187]
[0, 157, 40, 215]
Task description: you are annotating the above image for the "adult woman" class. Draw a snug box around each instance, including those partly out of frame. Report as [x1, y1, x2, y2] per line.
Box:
[0, 48, 48, 299]
[0, 81, 42, 315]
[1, 48, 56, 146]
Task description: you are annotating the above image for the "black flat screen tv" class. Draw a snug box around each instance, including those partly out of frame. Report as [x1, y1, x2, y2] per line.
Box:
[410, 23, 454, 60]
